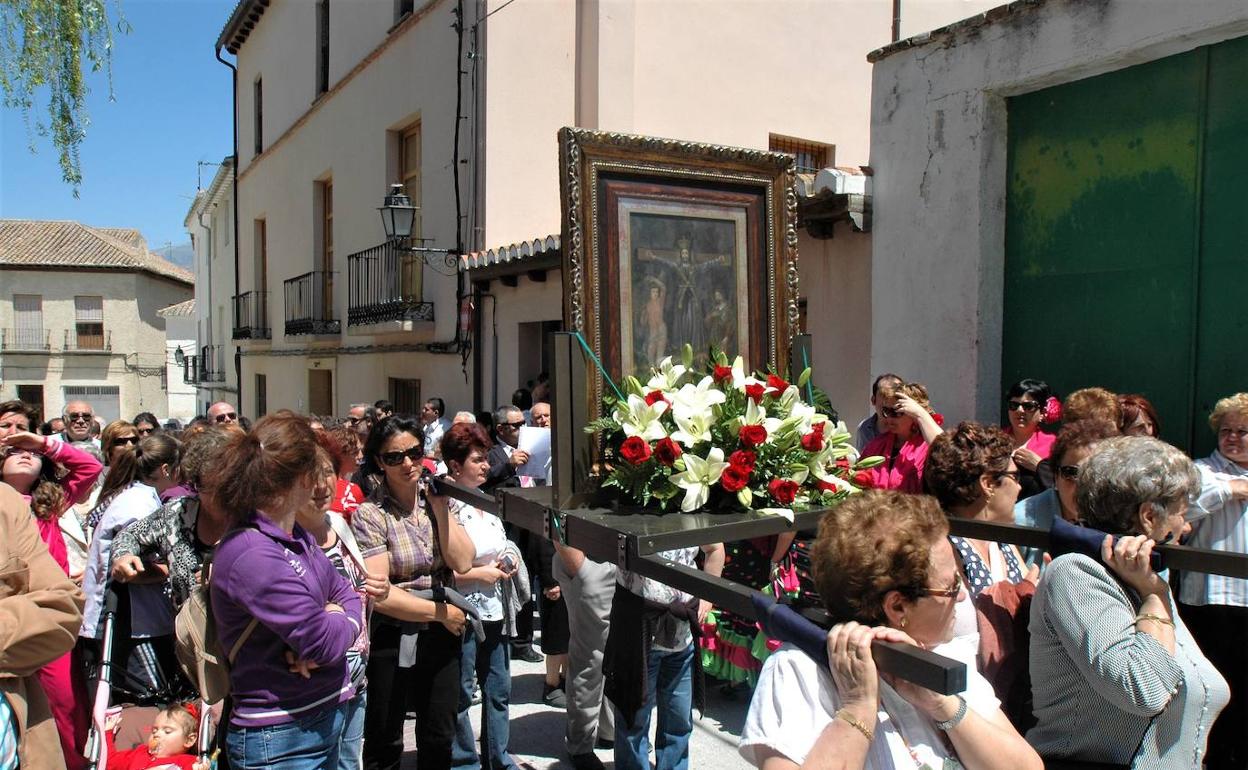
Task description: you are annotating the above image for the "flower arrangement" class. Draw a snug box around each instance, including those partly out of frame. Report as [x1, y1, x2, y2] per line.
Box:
[589, 347, 882, 520]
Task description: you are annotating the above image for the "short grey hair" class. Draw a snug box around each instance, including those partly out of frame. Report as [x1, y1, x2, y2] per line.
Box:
[495, 405, 521, 424]
[452, 411, 476, 423]
[1076, 436, 1199, 535]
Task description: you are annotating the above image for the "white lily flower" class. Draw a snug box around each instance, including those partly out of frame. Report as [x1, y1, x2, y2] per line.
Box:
[786, 399, 829, 436]
[612, 394, 669, 441]
[755, 507, 794, 523]
[646, 356, 687, 391]
[739, 398, 784, 437]
[671, 448, 729, 512]
[670, 375, 727, 417]
[670, 409, 716, 447]
[730, 355, 764, 392]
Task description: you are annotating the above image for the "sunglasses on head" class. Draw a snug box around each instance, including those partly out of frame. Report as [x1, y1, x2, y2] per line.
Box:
[67, 412, 93, 422]
[379, 446, 423, 467]
[1058, 464, 1081, 481]
[1007, 400, 1040, 413]
[213, 412, 238, 423]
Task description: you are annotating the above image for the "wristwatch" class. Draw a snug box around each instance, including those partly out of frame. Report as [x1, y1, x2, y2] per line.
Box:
[934, 695, 968, 731]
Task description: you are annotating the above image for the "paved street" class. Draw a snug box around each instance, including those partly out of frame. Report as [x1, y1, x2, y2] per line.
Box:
[402, 628, 754, 769]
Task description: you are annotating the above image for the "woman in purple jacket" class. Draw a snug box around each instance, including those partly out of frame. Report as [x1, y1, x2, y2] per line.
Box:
[209, 414, 363, 770]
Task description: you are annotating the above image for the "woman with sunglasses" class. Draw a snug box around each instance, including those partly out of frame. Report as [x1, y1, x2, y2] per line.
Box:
[101, 420, 141, 468]
[1013, 419, 1119, 567]
[132, 412, 162, 438]
[1002, 379, 1059, 502]
[740, 490, 1041, 770]
[858, 381, 943, 493]
[1028, 437, 1226, 767]
[1, 427, 103, 769]
[351, 416, 474, 770]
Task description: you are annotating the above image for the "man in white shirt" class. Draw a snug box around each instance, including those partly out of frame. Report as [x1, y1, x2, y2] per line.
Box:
[421, 397, 452, 458]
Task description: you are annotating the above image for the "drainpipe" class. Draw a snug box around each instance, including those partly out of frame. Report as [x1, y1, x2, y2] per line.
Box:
[197, 206, 214, 408]
[891, 0, 902, 42]
[215, 44, 243, 414]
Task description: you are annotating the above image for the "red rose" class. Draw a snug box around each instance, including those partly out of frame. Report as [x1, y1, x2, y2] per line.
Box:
[653, 437, 683, 466]
[800, 422, 826, 452]
[738, 424, 768, 448]
[619, 436, 652, 465]
[744, 383, 766, 403]
[852, 470, 874, 488]
[644, 389, 667, 407]
[766, 374, 791, 393]
[768, 478, 799, 505]
[931, 412, 945, 427]
[712, 365, 733, 384]
[720, 465, 751, 493]
[728, 449, 757, 469]
[835, 457, 851, 470]
[816, 479, 839, 493]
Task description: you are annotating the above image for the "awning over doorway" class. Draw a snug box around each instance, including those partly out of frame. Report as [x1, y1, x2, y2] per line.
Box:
[460, 234, 561, 284]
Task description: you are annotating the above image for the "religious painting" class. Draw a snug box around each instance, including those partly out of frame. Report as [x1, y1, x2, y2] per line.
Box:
[558, 128, 799, 455]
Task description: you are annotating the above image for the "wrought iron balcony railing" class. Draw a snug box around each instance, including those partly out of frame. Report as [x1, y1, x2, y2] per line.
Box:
[284, 270, 340, 336]
[347, 240, 434, 326]
[232, 291, 271, 340]
[63, 330, 112, 352]
[0, 328, 51, 352]
[182, 354, 199, 385]
[199, 344, 226, 383]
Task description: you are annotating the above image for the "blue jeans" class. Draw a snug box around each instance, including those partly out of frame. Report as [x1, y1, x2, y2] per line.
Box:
[451, 621, 516, 769]
[614, 643, 694, 770]
[226, 701, 347, 770]
[337, 687, 366, 770]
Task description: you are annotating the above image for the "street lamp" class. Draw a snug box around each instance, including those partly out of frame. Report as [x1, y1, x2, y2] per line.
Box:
[376, 184, 460, 273]
[173, 346, 185, 366]
[378, 183, 417, 241]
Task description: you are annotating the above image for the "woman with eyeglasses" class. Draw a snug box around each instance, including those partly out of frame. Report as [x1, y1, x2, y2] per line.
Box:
[1002, 379, 1059, 502]
[740, 490, 1042, 770]
[1028, 436, 1227, 767]
[351, 416, 475, 770]
[1177, 393, 1248, 768]
[1, 425, 103, 769]
[1013, 419, 1119, 567]
[858, 381, 943, 493]
[132, 412, 162, 438]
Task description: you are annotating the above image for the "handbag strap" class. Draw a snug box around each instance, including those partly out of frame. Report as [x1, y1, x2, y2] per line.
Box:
[226, 617, 259, 665]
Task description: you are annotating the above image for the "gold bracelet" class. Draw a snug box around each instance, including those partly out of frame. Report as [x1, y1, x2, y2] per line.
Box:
[835, 708, 874, 743]
[1135, 613, 1175, 628]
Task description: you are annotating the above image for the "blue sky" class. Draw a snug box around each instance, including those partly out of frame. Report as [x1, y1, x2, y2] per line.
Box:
[0, 0, 236, 256]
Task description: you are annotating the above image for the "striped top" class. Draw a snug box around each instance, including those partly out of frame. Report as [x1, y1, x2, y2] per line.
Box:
[1027, 553, 1228, 767]
[1179, 451, 1248, 608]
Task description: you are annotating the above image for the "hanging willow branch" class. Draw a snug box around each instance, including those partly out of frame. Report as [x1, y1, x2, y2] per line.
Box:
[0, 0, 129, 193]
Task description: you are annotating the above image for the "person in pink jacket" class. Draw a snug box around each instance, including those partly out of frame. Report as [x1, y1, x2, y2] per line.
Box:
[2, 429, 103, 770]
[859, 381, 944, 493]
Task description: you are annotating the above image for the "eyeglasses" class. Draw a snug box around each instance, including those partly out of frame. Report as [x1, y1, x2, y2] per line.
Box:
[346, 416, 364, 425]
[915, 572, 963, 598]
[881, 406, 903, 419]
[136, 427, 155, 436]
[379, 446, 423, 467]
[213, 412, 238, 423]
[1057, 464, 1081, 481]
[66, 412, 93, 422]
[498, 421, 525, 429]
[995, 470, 1021, 483]
[115, 436, 140, 446]
[1007, 400, 1040, 413]
[1219, 427, 1248, 440]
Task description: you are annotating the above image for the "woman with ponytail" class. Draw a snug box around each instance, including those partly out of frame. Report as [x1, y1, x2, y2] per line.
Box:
[208, 414, 363, 770]
[79, 433, 183, 698]
[2, 426, 103, 769]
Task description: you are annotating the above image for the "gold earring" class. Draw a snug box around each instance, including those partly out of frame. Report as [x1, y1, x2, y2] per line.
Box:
[899, 617, 907, 629]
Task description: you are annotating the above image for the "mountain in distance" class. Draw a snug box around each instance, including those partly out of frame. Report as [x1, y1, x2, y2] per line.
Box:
[155, 240, 195, 269]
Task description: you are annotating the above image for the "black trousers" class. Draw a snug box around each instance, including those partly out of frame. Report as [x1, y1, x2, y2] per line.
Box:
[1178, 601, 1248, 770]
[362, 621, 462, 770]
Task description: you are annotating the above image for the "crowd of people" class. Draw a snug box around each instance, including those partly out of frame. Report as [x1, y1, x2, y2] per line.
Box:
[0, 373, 1245, 770]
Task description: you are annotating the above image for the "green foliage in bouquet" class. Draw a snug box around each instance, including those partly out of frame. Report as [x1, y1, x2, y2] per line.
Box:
[587, 345, 883, 519]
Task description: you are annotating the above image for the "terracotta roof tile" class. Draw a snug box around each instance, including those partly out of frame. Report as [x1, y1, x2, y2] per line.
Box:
[157, 299, 196, 317]
[0, 219, 194, 285]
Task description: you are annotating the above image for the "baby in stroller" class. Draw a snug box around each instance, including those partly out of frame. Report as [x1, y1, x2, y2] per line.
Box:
[102, 702, 208, 770]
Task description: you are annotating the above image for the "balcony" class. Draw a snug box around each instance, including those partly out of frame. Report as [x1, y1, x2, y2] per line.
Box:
[63, 330, 112, 353]
[232, 291, 271, 340]
[347, 240, 434, 326]
[182, 354, 199, 385]
[0, 328, 51, 352]
[199, 344, 226, 383]
[284, 270, 340, 336]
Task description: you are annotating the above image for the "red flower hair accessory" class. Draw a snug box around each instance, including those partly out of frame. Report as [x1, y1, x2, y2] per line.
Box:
[1042, 396, 1062, 424]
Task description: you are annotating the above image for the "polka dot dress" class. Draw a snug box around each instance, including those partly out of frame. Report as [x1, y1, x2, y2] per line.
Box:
[950, 535, 1022, 596]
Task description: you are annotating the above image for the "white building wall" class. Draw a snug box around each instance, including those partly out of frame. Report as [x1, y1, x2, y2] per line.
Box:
[868, 0, 1248, 424]
[478, 274, 565, 413]
[164, 314, 198, 423]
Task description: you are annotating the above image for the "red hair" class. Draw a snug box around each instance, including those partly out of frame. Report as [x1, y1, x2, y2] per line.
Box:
[1118, 393, 1161, 437]
[440, 422, 493, 467]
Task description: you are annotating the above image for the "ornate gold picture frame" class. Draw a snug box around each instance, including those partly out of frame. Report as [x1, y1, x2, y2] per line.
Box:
[558, 127, 800, 438]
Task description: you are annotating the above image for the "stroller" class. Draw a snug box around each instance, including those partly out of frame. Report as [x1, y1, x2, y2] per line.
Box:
[84, 583, 215, 769]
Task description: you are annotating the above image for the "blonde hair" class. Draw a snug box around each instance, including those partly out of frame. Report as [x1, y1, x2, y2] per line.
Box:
[1209, 393, 1248, 433]
[877, 380, 933, 413]
[1063, 387, 1120, 425]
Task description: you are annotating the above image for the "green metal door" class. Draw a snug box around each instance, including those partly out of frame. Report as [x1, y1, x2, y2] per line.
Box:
[1004, 37, 1247, 454]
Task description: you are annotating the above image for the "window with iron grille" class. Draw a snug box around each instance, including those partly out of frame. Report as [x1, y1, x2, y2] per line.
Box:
[73, 296, 104, 349]
[389, 378, 421, 417]
[769, 134, 833, 174]
[256, 373, 268, 417]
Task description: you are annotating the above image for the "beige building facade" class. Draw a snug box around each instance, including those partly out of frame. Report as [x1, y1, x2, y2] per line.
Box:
[0, 220, 195, 423]
[216, 0, 995, 421]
